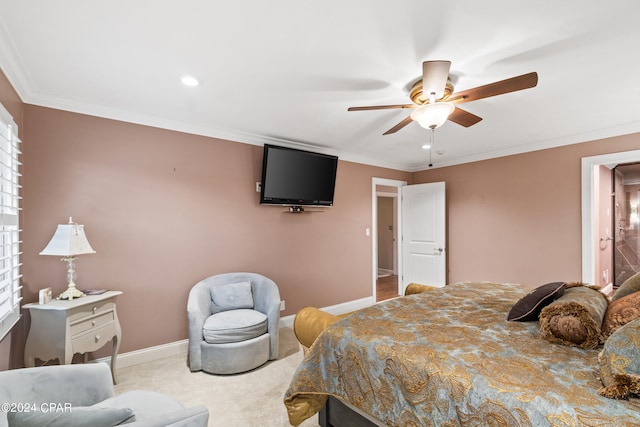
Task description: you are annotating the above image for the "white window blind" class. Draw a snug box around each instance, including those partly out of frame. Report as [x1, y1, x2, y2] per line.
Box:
[0, 102, 21, 341]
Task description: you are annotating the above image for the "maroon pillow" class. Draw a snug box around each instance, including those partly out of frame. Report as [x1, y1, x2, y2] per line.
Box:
[507, 282, 566, 321]
[602, 291, 640, 340]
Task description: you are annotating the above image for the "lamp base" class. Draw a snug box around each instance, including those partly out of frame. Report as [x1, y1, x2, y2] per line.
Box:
[58, 285, 85, 300]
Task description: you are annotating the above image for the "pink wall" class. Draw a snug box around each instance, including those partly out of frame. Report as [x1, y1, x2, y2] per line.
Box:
[377, 197, 394, 270]
[413, 132, 640, 286]
[18, 105, 411, 360]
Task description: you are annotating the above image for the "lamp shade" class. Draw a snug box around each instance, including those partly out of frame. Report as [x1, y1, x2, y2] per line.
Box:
[40, 220, 96, 257]
[410, 102, 455, 129]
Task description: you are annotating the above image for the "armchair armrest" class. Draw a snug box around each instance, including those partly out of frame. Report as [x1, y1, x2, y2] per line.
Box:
[0, 363, 115, 407]
[187, 283, 212, 371]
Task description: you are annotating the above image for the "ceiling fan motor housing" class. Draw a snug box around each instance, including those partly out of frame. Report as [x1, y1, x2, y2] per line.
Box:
[410, 78, 454, 105]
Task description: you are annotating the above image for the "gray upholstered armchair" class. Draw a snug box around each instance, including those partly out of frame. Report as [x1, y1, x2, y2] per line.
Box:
[187, 272, 280, 375]
[0, 363, 208, 427]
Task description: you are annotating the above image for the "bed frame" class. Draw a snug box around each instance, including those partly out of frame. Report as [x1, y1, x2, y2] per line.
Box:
[319, 396, 384, 427]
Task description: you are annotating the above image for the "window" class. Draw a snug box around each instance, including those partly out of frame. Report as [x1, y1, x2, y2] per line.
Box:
[0, 102, 21, 341]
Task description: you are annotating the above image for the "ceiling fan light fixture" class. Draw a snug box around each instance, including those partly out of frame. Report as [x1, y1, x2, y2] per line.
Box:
[410, 102, 455, 130]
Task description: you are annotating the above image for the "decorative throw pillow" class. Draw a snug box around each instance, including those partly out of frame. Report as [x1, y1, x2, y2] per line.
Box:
[507, 282, 565, 321]
[612, 271, 640, 302]
[210, 281, 254, 313]
[539, 285, 609, 349]
[405, 283, 438, 296]
[601, 291, 640, 340]
[7, 406, 134, 427]
[598, 318, 640, 399]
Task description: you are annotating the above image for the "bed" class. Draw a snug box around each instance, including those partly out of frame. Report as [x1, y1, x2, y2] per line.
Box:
[284, 281, 640, 426]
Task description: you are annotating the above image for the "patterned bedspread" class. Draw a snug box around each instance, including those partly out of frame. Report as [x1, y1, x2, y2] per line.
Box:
[284, 282, 640, 426]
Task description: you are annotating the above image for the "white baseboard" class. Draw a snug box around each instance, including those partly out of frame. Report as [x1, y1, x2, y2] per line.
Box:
[319, 296, 374, 315]
[101, 296, 375, 369]
[96, 339, 189, 369]
[377, 268, 394, 277]
[279, 296, 373, 328]
[601, 282, 614, 297]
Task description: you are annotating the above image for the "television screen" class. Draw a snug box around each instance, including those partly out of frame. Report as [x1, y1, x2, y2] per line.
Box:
[260, 144, 338, 207]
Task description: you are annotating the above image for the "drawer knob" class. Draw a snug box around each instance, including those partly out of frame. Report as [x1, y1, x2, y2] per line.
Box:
[95, 335, 100, 343]
[93, 307, 97, 313]
[92, 320, 96, 326]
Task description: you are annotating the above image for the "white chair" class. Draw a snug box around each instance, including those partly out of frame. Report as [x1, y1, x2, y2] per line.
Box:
[187, 272, 280, 374]
[0, 363, 208, 427]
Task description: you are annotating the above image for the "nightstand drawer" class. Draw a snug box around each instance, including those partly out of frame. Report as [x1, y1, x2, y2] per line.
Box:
[72, 323, 116, 353]
[68, 300, 115, 323]
[70, 310, 115, 337]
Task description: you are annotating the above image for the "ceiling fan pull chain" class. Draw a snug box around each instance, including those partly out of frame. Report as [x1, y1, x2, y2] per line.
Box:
[428, 129, 434, 168]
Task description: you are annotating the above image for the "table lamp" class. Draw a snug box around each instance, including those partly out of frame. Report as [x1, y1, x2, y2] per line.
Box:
[40, 217, 96, 300]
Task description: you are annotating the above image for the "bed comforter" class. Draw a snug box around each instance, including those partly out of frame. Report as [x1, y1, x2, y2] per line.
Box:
[284, 282, 640, 426]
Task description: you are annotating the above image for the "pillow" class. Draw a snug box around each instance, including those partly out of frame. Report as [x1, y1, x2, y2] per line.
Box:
[598, 318, 640, 399]
[293, 307, 342, 349]
[601, 291, 640, 340]
[612, 271, 640, 302]
[405, 283, 438, 296]
[539, 285, 609, 349]
[7, 406, 134, 427]
[506, 282, 565, 321]
[210, 281, 254, 313]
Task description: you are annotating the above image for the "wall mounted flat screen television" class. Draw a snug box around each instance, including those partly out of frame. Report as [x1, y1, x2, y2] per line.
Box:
[260, 144, 338, 207]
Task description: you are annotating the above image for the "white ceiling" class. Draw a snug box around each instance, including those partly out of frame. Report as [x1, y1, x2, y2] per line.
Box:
[1, 1, 639, 171]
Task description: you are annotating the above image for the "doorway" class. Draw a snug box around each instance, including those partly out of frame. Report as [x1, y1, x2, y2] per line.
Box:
[377, 193, 398, 302]
[582, 149, 640, 289]
[612, 163, 640, 286]
[372, 178, 406, 302]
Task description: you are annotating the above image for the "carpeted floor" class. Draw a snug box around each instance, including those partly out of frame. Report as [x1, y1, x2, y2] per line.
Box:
[114, 327, 320, 427]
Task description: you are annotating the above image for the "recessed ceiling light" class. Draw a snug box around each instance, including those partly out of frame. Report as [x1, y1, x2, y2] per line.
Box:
[181, 76, 200, 87]
[422, 144, 431, 150]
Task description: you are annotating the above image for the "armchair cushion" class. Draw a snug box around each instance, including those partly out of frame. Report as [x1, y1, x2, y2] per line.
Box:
[7, 406, 134, 427]
[210, 281, 254, 314]
[203, 309, 267, 344]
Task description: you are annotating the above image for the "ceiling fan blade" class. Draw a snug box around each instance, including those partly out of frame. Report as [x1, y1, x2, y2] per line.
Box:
[448, 107, 482, 127]
[449, 72, 538, 104]
[348, 104, 415, 111]
[383, 116, 413, 135]
[422, 60, 451, 100]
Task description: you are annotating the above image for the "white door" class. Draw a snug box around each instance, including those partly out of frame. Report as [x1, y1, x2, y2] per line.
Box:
[401, 182, 446, 291]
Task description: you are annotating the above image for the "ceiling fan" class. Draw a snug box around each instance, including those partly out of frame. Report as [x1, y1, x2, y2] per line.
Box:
[348, 60, 538, 135]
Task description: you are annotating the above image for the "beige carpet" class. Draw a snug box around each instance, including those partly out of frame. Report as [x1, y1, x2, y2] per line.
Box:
[114, 327, 320, 427]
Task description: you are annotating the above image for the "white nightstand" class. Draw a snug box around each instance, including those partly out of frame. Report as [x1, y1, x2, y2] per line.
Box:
[23, 290, 122, 383]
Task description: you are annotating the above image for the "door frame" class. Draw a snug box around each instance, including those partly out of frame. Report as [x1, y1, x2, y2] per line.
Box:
[582, 149, 640, 285]
[372, 178, 407, 301]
